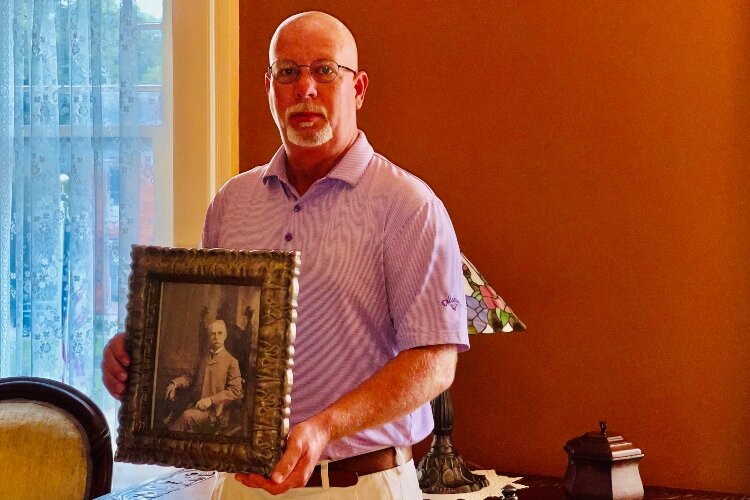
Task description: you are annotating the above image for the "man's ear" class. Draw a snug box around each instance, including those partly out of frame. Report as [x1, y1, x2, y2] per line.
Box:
[354, 70, 368, 110]
[265, 72, 271, 94]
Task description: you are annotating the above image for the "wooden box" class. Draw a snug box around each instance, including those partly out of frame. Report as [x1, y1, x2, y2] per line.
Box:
[563, 422, 644, 500]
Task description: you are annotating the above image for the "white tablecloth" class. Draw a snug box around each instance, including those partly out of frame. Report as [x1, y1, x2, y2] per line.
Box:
[422, 470, 527, 499]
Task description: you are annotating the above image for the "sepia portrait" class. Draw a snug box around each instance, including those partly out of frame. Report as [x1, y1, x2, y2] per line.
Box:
[115, 245, 299, 475]
[153, 283, 260, 438]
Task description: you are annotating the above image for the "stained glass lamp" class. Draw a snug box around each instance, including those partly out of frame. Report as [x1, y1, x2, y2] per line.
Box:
[417, 253, 526, 494]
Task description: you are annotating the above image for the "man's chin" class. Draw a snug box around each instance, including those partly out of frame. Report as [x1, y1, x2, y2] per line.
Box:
[286, 124, 334, 148]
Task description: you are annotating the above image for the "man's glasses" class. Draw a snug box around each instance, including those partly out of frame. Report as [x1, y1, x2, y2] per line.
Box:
[268, 59, 357, 84]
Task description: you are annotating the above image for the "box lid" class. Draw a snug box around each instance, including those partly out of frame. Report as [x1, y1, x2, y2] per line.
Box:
[564, 421, 644, 462]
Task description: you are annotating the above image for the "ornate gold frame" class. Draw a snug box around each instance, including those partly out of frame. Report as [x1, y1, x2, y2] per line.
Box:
[115, 245, 299, 475]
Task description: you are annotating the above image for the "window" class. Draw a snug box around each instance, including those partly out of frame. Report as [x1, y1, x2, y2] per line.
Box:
[2, 0, 240, 490]
[1, 0, 173, 486]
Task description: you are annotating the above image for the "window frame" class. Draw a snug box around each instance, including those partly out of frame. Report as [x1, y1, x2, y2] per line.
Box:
[172, 0, 238, 248]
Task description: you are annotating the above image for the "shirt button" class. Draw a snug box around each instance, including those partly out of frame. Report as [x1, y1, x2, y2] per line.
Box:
[285, 233, 293, 241]
[293, 205, 301, 212]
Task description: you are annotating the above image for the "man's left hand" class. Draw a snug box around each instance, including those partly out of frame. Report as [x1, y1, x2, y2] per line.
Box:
[195, 397, 212, 411]
[234, 419, 330, 494]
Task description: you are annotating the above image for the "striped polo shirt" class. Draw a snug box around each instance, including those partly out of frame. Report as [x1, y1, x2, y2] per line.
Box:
[202, 131, 469, 460]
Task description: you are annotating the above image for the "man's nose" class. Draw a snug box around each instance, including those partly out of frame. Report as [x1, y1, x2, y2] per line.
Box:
[294, 67, 318, 99]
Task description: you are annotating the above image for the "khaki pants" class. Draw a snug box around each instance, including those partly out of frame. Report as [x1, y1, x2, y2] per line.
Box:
[211, 459, 422, 500]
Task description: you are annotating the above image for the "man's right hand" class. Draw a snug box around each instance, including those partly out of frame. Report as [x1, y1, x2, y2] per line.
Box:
[234, 418, 331, 493]
[102, 332, 130, 400]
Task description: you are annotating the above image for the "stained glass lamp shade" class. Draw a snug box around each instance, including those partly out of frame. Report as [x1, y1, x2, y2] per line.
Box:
[417, 253, 526, 494]
[462, 253, 525, 334]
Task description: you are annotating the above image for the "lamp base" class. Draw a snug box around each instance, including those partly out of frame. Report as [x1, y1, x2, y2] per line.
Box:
[417, 434, 489, 494]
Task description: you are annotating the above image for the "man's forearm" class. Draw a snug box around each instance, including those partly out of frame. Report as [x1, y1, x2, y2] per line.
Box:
[236, 343, 459, 492]
[308, 343, 457, 444]
[171, 375, 190, 389]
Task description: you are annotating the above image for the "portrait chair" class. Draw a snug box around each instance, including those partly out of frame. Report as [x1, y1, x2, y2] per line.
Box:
[0, 376, 113, 500]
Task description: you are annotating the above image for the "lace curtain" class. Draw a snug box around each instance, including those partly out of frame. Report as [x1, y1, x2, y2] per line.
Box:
[0, 0, 155, 409]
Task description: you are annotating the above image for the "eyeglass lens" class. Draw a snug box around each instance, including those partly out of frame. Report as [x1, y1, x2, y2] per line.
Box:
[271, 59, 341, 83]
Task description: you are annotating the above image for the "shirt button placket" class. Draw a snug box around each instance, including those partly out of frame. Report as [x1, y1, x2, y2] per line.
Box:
[285, 203, 300, 246]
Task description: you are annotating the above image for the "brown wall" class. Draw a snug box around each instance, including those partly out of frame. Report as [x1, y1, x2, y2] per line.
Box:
[238, 1, 750, 493]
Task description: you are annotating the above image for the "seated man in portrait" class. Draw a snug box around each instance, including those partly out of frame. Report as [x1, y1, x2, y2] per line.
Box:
[165, 319, 243, 434]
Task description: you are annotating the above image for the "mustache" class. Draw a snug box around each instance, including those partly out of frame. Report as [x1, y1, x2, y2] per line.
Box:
[285, 102, 329, 120]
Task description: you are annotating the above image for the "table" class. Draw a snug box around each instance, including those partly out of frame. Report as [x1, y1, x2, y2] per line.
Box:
[96, 469, 750, 499]
[506, 475, 750, 500]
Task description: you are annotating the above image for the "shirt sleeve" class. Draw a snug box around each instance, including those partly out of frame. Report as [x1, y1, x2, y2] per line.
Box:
[201, 189, 223, 248]
[210, 357, 243, 405]
[384, 196, 469, 353]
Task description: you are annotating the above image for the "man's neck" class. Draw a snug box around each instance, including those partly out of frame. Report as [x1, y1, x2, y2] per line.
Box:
[284, 131, 358, 196]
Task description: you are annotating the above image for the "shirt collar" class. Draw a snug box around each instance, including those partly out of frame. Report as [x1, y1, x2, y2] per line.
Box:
[262, 131, 374, 189]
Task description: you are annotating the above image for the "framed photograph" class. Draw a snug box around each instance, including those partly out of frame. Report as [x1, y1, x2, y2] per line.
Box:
[115, 245, 300, 475]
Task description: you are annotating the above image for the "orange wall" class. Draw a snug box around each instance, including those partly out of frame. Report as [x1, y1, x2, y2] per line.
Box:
[238, 2, 750, 493]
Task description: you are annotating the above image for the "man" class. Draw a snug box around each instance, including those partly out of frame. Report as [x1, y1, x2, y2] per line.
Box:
[102, 11, 468, 498]
[165, 319, 243, 434]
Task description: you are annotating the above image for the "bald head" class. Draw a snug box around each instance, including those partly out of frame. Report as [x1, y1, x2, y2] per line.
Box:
[208, 319, 227, 335]
[269, 11, 358, 70]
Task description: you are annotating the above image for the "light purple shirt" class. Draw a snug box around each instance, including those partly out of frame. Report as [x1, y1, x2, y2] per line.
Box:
[202, 132, 469, 460]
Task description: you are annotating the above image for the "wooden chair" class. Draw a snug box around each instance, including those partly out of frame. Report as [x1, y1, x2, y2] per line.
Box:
[0, 376, 113, 499]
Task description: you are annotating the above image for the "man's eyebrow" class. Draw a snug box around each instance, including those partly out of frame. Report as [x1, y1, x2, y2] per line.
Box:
[275, 56, 339, 62]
